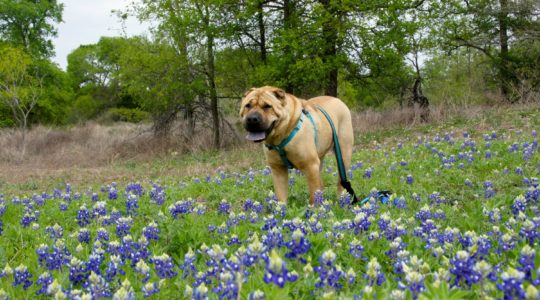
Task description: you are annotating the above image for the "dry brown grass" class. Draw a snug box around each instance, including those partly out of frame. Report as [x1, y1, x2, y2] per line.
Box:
[0, 102, 537, 186]
[351, 104, 487, 135]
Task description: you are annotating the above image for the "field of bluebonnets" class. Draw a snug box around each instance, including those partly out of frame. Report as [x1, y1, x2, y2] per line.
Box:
[0, 110, 539, 300]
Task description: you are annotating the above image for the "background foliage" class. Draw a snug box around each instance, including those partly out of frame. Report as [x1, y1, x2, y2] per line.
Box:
[0, 0, 539, 147]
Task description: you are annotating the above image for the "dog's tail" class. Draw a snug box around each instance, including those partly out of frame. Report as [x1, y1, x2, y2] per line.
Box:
[316, 105, 359, 205]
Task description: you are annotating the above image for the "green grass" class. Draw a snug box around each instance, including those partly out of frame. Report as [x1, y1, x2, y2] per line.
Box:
[0, 105, 538, 299]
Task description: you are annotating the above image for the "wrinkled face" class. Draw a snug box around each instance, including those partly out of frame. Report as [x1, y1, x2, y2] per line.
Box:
[239, 86, 287, 142]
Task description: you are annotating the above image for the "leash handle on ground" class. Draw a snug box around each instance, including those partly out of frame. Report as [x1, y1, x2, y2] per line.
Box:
[316, 105, 359, 204]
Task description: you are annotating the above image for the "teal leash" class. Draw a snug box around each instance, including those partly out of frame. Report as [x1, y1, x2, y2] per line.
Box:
[316, 105, 359, 204]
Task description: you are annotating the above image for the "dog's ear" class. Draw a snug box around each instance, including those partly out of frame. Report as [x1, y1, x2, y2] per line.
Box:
[272, 88, 286, 103]
[243, 87, 256, 98]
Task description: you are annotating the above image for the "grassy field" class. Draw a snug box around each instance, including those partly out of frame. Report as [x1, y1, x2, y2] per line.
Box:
[0, 105, 539, 299]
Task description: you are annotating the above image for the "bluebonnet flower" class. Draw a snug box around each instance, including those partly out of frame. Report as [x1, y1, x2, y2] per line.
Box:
[13, 264, 33, 290]
[217, 222, 230, 234]
[151, 253, 177, 279]
[512, 195, 527, 215]
[91, 192, 99, 202]
[393, 195, 408, 209]
[69, 257, 88, 284]
[77, 205, 92, 227]
[519, 219, 538, 246]
[20, 212, 36, 228]
[363, 167, 373, 178]
[78, 228, 91, 244]
[195, 204, 207, 215]
[249, 290, 265, 300]
[142, 282, 160, 298]
[53, 188, 62, 199]
[135, 260, 151, 283]
[96, 228, 110, 242]
[261, 214, 280, 232]
[406, 174, 414, 185]
[385, 237, 407, 259]
[35, 272, 53, 295]
[401, 269, 425, 299]
[36, 240, 71, 271]
[44, 224, 63, 240]
[179, 248, 197, 278]
[429, 192, 446, 206]
[351, 212, 370, 234]
[263, 227, 285, 250]
[449, 250, 480, 287]
[185, 283, 209, 300]
[92, 201, 107, 217]
[228, 234, 241, 246]
[499, 233, 516, 252]
[84, 271, 111, 298]
[314, 190, 324, 206]
[112, 279, 135, 300]
[59, 201, 68, 211]
[497, 268, 526, 300]
[213, 271, 239, 299]
[125, 193, 139, 216]
[314, 249, 347, 290]
[518, 245, 536, 281]
[115, 216, 133, 238]
[263, 250, 298, 288]
[348, 238, 365, 259]
[150, 185, 165, 205]
[108, 186, 118, 200]
[285, 229, 311, 261]
[104, 254, 125, 282]
[338, 192, 352, 207]
[168, 200, 193, 218]
[143, 221, 160, 241]
[365, 257, 386, 286]
[126, 182, 144, 196]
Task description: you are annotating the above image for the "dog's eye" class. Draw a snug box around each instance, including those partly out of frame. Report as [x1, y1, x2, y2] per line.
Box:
[245, 103, 252, 109]
[262, 104, 272, 110]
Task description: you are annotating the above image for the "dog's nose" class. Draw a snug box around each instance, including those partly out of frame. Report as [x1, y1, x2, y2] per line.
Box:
[246, 113, 262, 125]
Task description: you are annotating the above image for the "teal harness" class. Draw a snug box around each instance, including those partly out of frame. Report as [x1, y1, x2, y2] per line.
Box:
[265, 109, 317, 169]
[265, 106, 359, 204]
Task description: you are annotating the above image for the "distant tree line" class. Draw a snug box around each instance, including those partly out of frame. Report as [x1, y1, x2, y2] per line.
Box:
[1, 0, 539, 150]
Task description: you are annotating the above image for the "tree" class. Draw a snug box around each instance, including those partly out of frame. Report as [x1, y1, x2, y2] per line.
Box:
[433, 0, 540, 102]
[0, 0, 63, 58]
[0, 46, 43, 158]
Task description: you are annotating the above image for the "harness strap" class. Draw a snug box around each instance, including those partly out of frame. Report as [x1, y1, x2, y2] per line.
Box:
[265, 110, 318, 169]
[316, 105, 359, 204]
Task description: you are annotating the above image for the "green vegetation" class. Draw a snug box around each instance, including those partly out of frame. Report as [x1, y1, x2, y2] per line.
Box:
[1, 0, 539, 151]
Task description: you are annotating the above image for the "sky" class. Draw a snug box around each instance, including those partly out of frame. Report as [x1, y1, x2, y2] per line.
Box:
[52, 0, 151, 70]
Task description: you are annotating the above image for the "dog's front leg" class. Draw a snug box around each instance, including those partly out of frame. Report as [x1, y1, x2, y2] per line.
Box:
[270, 164, 289, 203]
[301, 160, 322, 206]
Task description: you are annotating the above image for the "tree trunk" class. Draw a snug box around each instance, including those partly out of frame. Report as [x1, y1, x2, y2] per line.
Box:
[282, 0, 295, 93]
[319, 0, 339, 97]
[206, 24, 220, 149]
[498, 0, 512, 101]
[257, 0, 267, 64]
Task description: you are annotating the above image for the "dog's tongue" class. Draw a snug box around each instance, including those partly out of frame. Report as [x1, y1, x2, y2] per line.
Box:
[246, 131, 266, 142]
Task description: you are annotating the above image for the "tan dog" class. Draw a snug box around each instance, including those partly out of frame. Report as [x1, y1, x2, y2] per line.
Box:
[240, 86, 354, 205]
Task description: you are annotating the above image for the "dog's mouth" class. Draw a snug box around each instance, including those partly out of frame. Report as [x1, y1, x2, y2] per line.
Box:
[245, 122, 275, 143]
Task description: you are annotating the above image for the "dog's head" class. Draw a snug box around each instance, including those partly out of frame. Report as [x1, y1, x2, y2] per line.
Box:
[240, 86, 289, 142]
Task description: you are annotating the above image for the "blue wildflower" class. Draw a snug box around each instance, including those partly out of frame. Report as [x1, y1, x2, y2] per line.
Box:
[263, 250, 298, 288]
[12, 265, 33, 290]
[150, 253, 177, 279]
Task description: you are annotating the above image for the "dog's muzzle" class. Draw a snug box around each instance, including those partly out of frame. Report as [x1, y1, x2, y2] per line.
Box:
[244, 113, 275, 142]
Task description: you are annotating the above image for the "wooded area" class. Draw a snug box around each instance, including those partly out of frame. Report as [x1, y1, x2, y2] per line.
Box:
[1, 0, 539, 150]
